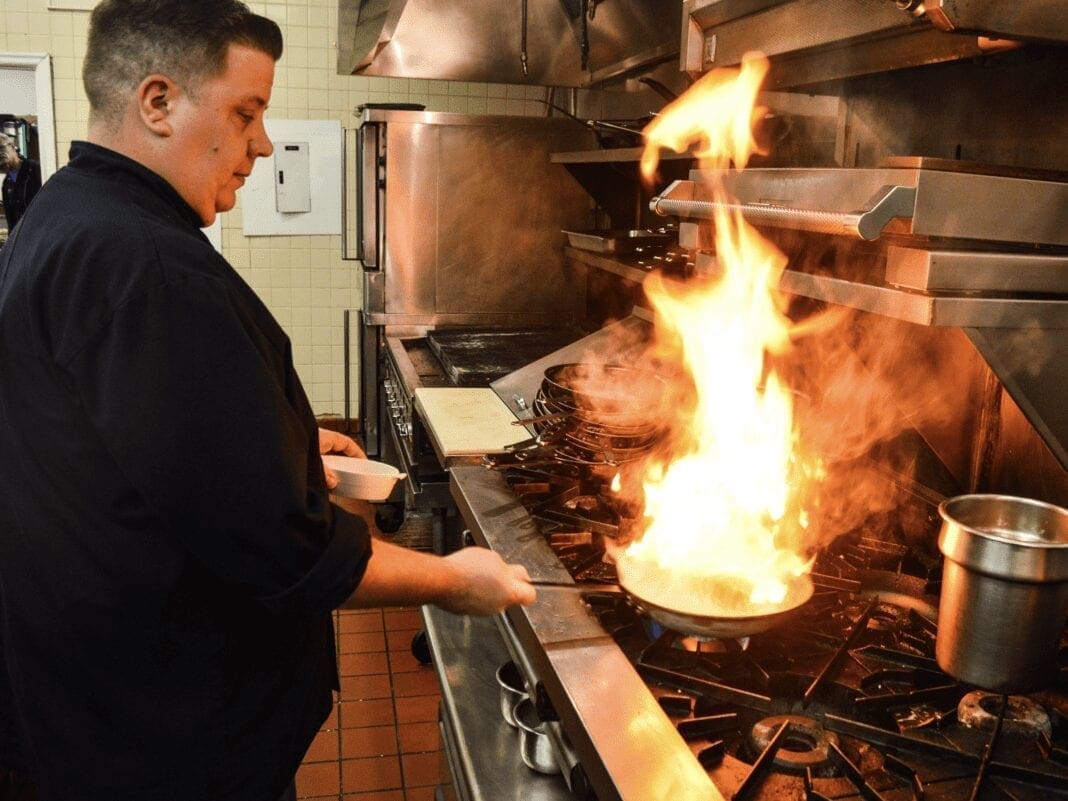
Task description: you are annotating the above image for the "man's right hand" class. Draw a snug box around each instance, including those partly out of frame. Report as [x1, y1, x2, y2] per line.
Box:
[438, 547, 536, 615]
[342, 537, 536, 614]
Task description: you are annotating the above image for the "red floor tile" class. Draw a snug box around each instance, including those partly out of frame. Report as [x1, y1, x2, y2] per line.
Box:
[296, 761, 340, 797]
[340, 672, 393, 700]
[340, 651, 390, 676]
[341, 725, 399, 759]
[298, 607, 446, 800]
[339, 697, 396, 728]
[322, 703, 340, 730]
[385, 627, 422, 653]
[397, 721, 439, 754]
[303, 728, 340, 763]
[339, 610, 386, 633]
[389, 670, 439, 698]
[383, 608, 423, 629]
[340, 755, 403, 793]
[339, 630, 388, 653]
[400, 751, 439, 788]
[405, 785, 438, 801]
[387, 648, 429, 674]
[394, 694, 439, 724]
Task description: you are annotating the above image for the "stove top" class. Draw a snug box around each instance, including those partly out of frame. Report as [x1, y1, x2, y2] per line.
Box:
[449, 464, 1068, 801]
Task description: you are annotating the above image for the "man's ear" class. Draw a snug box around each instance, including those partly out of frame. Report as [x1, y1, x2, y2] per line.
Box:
[137, 74, 178, 136]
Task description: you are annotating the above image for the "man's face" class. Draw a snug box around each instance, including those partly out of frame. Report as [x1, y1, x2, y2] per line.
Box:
[164, 44, 275, 226]
[0, 140, 19, 173]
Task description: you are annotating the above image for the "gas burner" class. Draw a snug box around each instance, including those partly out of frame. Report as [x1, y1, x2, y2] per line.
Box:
[748, 715, 839, 774]
[958, 691, 1053, 739]
[679, 635, 749, 654]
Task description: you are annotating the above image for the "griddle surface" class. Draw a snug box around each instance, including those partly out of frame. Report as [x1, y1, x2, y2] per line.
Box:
[426, 327, 583, 387]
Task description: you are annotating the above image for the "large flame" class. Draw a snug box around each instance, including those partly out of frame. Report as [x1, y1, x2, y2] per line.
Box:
[616, 53, 821, 618]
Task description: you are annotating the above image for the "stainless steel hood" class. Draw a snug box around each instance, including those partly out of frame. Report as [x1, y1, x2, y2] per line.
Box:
[682, 0, 1068, 89]
[338, 0, 679, 86]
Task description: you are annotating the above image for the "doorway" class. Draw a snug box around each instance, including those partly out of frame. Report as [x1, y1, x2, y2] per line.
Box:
[0, 53, 56, 180]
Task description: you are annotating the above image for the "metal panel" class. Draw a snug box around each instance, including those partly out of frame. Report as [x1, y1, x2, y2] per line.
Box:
[381, 119, 438, 316]
[778, 271, 1068, 328]
[361, 111, 597, 322]
[421, 606, 575, 801]
[886, 248, 1068, 294]
[911, 171, 1068, 246]
[966, 327, 1068, 471]
[660, 167, 1068, 247]
[682, 0, 1068, 87]
[357, 122, 381, 267]
[339, 0, 679, 87]
[450, 464, 574, 585]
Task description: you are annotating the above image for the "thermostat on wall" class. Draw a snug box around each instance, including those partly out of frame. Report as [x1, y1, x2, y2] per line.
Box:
[274, 141, 311, 213]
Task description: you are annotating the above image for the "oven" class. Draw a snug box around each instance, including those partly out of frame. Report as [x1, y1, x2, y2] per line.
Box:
[349, 108, 597, 527]
[411, 4, 1068, 799]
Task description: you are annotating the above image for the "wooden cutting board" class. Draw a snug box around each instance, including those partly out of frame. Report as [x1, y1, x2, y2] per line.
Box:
[413, 387, 528, 457]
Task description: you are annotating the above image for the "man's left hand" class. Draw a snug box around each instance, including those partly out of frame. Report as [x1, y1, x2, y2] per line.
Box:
[318, 427, 366, 489]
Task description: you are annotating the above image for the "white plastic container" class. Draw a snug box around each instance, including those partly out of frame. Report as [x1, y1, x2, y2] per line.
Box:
[321, 455, 405, 501]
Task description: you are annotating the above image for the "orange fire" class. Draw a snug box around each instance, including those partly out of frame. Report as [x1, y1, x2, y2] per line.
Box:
[615, 53, 821, 618]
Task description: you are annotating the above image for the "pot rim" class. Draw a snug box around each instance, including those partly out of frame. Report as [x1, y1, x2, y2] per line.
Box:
[938, 494, 1068, 583]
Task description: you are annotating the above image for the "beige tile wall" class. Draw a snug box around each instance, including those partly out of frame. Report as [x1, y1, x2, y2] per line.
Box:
[1, 0, 591, 416]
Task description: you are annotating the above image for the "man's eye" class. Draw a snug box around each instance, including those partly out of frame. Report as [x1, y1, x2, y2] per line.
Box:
[237, 111, 254, 124]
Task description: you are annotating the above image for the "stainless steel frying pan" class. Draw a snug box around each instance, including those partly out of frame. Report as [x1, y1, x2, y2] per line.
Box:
[620, 570, 815, 640]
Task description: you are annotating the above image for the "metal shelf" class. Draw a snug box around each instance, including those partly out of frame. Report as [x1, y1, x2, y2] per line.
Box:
[779, 271, 1068, 329]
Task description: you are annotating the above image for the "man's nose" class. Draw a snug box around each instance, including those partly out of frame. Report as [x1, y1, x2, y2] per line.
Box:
[250, 123, 273, 159]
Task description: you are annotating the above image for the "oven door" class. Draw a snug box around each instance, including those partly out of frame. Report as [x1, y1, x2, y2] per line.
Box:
[356, 120, 383, 268]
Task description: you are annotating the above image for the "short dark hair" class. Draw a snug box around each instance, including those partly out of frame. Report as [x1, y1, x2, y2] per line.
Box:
[84, 0, 283, 124]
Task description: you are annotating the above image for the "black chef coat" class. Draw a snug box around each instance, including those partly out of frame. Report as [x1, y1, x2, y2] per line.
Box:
[2, 156, 42, 233]
[0, 142, 372, 801]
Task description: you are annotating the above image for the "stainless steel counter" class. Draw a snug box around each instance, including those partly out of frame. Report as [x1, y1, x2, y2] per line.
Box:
[421, 603, 575, 801]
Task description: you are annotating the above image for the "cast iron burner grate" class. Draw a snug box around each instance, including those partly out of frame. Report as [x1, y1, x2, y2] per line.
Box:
[494, 465, 1068, 801]
[582, 587, 1068, 801]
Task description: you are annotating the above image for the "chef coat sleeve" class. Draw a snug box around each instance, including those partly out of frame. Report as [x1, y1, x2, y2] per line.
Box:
[60, 274, 371, 618]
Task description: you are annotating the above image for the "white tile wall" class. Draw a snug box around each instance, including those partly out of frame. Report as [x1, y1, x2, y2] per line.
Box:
[0, 0, 637, 416]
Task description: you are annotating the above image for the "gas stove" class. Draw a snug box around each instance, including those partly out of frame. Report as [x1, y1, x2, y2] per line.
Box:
[448, 463, 1068, 801]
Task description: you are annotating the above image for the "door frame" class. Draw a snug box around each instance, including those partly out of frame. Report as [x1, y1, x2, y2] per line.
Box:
[0, 52, 57, 180]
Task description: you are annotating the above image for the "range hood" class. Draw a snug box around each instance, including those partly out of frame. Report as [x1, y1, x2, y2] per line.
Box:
[682, 0, 1068, 89]
[338, 0, 679, 86]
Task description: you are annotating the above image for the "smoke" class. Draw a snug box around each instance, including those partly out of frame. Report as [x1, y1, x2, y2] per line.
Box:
[783, 303, 962, 549]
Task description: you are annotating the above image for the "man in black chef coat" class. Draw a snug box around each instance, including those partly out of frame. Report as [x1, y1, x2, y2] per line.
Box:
[0, 133, 42, 238]
[0, 2, 536, 801]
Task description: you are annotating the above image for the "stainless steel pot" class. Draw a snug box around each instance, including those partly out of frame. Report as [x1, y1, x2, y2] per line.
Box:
[495, 661, 527, 728]
[936, 494, 1068, 693]
[513, 697, 560, 775]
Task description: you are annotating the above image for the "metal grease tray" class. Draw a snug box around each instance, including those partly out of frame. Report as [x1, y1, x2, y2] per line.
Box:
[562, 229, 672, 253]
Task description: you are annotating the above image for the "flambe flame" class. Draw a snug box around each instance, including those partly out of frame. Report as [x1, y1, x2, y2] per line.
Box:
[617, 53, 820, 618]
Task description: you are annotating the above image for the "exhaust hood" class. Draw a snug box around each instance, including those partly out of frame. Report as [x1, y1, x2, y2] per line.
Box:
[682, 0, 1068, 89]
[338, 0, 679, 87]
